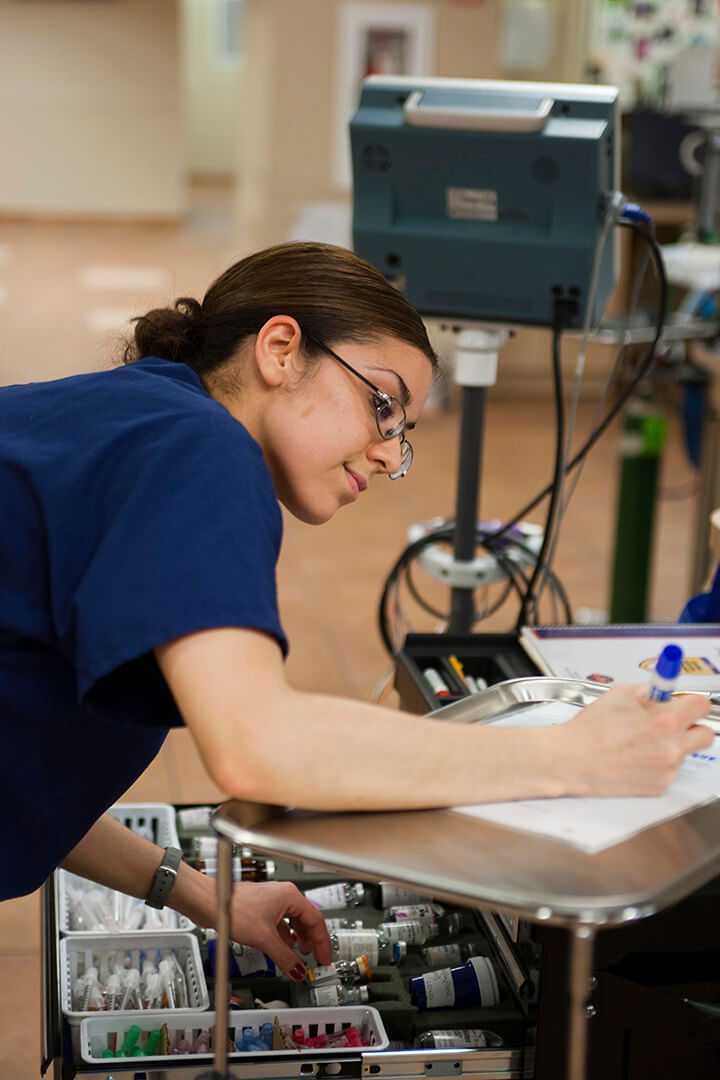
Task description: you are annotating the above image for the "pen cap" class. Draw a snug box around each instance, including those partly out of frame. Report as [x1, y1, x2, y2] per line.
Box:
[656, 644, 683, 680]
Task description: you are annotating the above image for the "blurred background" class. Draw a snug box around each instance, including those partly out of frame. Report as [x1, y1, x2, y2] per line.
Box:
[0, 3, 719, 1075]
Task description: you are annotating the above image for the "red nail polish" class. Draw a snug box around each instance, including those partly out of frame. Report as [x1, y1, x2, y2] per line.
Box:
[291, 963, 306, 981]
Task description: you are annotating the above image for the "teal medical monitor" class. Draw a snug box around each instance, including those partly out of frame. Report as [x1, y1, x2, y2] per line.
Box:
[351, 77, 620, 329]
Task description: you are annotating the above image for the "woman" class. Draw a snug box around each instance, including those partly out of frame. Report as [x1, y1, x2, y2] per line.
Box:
[1, 242, 711, 977]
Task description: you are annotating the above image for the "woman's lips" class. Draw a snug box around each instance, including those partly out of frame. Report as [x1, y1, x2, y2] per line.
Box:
[345, 468, 368, 496]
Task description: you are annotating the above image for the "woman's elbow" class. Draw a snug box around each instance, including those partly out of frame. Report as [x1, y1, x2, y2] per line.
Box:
[205, 750, 282, 805]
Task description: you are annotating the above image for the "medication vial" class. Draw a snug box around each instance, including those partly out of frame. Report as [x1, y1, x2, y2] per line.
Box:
[415, 1029, 504, 1049]
[409, 956, 500, 1010]
[309, 984, 370, 1006]
[421, 942, 483, 967]
[307, 955, 372, 987]
[304, 882, 365, 909]
[331, 928, 406, 965]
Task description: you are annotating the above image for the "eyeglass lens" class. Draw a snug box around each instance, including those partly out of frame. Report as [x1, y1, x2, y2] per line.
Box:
[374, 394, 406, 440]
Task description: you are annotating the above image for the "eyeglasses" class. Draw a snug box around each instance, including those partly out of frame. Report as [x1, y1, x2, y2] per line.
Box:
[307, 337, 414, 480]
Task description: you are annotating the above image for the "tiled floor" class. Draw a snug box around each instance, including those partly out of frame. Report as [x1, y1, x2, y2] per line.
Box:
[0, 183, 704, 1077]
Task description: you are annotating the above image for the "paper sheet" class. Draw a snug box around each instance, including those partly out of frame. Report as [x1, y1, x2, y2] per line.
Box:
[452, 702, 720, 852]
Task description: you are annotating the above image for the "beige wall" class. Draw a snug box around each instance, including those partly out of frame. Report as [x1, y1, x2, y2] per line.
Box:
[237, 0, 507, 245]
[235, 0, 606, 395]
[181, 0, 244, 177]
[0, 0, 186, 219]
[236, 0, 592, 244]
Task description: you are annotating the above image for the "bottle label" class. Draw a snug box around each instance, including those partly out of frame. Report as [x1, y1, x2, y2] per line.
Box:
[324, 918, 348, 932]
[305, 883, 348, 910]
[230, 944, 275, 977]
[193, 837, 218, 858]
[380, 920, 430, 945]
[421, 969, 456, 1008]
[334, 930, 379, 964]
[389, 904, 443, 923]
[379, 884, 425, 907]
[424, 944, 462, 966]
[309, 984, 341, 1006]
[429, 1030, 489, 1049]
[307, 963, 341, 986]
[469, 956, 499, 1007]
[177, 806, 212, 828]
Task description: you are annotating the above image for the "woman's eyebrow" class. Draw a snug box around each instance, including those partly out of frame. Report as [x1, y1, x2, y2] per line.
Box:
[374, 368, 411, 406]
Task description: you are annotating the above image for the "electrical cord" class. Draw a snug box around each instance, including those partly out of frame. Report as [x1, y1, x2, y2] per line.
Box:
[404, 558, 452, 621]
[552, 243, 653, 523]
[515, 300, 569, 629]
[532, 197, 630, 611]
[489, 218, 668, 542]
[508, 219, 665, 624]
[378, 522, 572, 654]
[376, 218, 666, 655]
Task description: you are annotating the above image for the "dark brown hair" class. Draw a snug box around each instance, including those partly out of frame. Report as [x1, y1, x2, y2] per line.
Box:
[124, 242, 437, 378]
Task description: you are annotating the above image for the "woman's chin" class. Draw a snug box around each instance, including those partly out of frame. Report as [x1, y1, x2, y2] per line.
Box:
[280, 491, 338, 526]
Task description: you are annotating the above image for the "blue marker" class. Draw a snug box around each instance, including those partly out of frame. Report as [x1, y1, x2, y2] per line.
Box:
[649, 644, 684, 702]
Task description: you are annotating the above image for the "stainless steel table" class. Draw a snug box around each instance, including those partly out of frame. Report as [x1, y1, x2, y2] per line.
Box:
[209, 680, 720, 1080]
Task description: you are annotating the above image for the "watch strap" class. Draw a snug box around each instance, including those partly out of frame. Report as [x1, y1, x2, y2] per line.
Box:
[145, 846, 183, 910]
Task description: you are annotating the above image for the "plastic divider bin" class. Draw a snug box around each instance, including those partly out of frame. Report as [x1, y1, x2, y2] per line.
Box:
[56, 870, 194, 935]
[80, 1006, 389, 1064]
[60, 931, 209, 1051]
[107, 802, 180, 848]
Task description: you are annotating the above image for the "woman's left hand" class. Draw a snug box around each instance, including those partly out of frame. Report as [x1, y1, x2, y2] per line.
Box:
[229, 880, 332, 978]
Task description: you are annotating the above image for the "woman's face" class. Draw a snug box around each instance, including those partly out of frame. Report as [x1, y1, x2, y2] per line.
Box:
[261, 334, 434, 525]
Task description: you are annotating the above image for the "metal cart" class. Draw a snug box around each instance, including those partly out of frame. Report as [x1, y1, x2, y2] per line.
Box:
[210, 678, 720, 1080]
[41, 678, 720, 1079]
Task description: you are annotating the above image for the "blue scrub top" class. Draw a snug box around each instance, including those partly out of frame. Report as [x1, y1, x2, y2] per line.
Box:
[0, 358, 287, 899]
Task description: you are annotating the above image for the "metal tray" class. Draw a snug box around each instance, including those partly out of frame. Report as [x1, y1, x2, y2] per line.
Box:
[428, 675, 720, 725]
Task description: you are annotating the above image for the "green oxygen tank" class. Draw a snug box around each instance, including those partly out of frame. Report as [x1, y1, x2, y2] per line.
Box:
[609, 397, 667, 623]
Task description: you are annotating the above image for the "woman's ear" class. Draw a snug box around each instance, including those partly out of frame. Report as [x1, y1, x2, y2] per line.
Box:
[253, 316, 304, 388]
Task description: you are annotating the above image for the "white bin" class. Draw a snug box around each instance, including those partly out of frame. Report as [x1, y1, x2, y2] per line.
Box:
[80, 1006, 390, 1064]
[56, 802, 190, 935]
[56, 870, 194, 935]
[107, 802, 180, 848]
[60, 931, 209, 1051]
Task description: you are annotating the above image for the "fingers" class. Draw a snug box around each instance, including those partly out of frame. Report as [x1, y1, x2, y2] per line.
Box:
[667, 693, 713, 723]
[253, 890, 331, 978]
[227, 881, 331, 976]
[258, 931, 308, 981]
[281, 892, 333, 965]
[277, 920, 297, 950]
[654, 693, 712, 730]
[611, 684, 712, 730]
[682, 722, 717, 756]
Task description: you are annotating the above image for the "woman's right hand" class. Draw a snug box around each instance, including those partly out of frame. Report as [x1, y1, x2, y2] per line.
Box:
[562, 685, 715, 797]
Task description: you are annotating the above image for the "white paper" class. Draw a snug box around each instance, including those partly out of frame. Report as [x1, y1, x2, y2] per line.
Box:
[453, 701, 720, 852]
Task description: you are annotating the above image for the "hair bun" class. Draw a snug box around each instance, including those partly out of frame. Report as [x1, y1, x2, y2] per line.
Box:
[131, 296, 204, 363]
[175, 296, 205, 351]
[175, 296, 203, 321]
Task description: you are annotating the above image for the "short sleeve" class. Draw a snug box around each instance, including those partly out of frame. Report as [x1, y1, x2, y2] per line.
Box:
[63, 414, 287, 705]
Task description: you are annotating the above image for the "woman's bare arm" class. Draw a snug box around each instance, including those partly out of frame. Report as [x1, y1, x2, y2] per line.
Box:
[155, 628, 714, 809]
[61, 813, 331, 973]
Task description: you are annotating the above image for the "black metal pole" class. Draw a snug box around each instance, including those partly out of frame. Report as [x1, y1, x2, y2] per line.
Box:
[448, 385, 486, 633]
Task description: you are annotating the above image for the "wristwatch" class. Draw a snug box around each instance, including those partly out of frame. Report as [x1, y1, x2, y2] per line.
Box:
[145, 846, 183, 910]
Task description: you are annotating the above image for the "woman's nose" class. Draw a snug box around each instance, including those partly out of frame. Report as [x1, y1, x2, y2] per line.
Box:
[367, 433, 402, 475]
